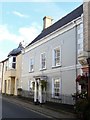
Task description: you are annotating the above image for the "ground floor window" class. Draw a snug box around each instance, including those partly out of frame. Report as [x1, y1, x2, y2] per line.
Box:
[52, 78, 61, 98]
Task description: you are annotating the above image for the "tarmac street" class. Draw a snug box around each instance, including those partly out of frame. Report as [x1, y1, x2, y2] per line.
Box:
[1, 95, 77, 120]
[2, 97, 48, 119]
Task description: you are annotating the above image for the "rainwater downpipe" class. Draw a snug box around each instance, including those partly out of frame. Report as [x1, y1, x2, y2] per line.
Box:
[73, 21, 78, 94]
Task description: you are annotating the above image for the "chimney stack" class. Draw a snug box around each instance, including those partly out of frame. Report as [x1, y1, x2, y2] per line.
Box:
[43, 16, 53, 30]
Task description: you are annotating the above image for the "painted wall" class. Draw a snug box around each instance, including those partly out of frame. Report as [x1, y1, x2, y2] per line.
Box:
[15, 54, 22, 95]
[1, 54, 22, 95]
[21, 21, 82, 96]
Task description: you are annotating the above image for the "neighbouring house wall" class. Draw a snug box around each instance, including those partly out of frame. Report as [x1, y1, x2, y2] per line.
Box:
[1, 54, 22, 95]
[15, 54, 22, 95]
[83, 1, 90, 56]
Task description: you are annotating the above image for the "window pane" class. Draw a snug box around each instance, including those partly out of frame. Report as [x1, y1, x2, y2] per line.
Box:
[54, 78, 60, 97]
[13, 57, 16, 62]
[8, 57, 16, 69]
[30, 58, 34, 72]
[12, 63, 16, 69]
[54, 48, 60, 66]
[41, 53, 46, 69]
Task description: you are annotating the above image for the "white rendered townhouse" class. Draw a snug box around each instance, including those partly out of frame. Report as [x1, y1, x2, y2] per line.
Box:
[21, 4, 85, 105]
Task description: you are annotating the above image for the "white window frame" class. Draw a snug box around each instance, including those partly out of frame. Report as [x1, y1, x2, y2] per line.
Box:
[8, 56, 16, 69]
[52, 78, 61, 98]
[52, 46, 61, 67]
[29, 58, 34, 72]
[40, 52, 46, 70]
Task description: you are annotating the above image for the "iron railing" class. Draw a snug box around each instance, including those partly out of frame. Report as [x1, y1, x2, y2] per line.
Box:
[21, 90, 75, 105]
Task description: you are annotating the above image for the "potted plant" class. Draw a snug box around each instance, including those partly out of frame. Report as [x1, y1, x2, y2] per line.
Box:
[17, 88, 22, 96]
[32, 81, 35, 90]
[40, 80, 47, 91]
[76, 75, 88, 85]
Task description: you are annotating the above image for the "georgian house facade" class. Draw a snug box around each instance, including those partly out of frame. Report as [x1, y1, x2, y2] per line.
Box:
[21, 5, 84, 105]
[1, 43, 23, 95]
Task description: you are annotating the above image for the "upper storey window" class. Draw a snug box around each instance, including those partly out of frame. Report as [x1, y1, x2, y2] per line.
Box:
[29, 58, 34, 72]
[9, 56, 16, 69]
[52, 47, 61, 67]
[40, 53, 46, 70]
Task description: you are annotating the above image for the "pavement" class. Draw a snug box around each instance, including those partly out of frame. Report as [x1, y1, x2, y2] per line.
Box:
[2, 95, 78, 120]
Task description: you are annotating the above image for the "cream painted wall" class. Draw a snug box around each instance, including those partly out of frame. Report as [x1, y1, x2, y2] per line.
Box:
[1, 54, 22, 95]
[15, 54, 22, 95]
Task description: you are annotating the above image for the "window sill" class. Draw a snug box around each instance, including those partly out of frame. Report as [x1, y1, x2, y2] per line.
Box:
[52, 96, 62, 100]
[40, 68, 47, 71]
[52, 65, 61, 69]
[7, 68, 16, 70]
[29, 71, 34, 73]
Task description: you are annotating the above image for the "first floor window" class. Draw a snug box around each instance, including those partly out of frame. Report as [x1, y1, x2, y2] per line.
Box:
[55, 48, 60, 66]
[29, 58, 34, 72]
[52, 47, 61, 67]
[40, 53, 46, 70]
[8, 56, 16, 69]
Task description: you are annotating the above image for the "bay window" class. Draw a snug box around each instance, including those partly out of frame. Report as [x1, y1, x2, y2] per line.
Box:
[8, 56, 16, 69]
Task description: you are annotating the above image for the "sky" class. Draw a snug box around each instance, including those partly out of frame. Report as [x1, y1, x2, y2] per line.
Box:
[0, 0, 83, 61]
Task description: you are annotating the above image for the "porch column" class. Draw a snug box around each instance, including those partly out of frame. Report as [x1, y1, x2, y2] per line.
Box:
[34, 80, 38, 103]
[38, 82, 42, 104]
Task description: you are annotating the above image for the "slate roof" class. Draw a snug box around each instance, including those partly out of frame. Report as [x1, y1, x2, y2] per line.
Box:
[8, 43, 23, 57]
[27, 4, 83, 47]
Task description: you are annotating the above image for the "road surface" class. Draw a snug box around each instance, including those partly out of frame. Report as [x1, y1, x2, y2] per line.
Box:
[2, 97, 48, 119]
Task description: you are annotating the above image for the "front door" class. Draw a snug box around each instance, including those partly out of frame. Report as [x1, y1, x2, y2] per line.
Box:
[11, 78, 15, 95]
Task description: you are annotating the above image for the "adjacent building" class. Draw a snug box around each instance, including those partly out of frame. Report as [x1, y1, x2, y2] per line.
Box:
[78, 1, 90, 97]
[21, 5, 83, 105]
[1, 43, 23, 96]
